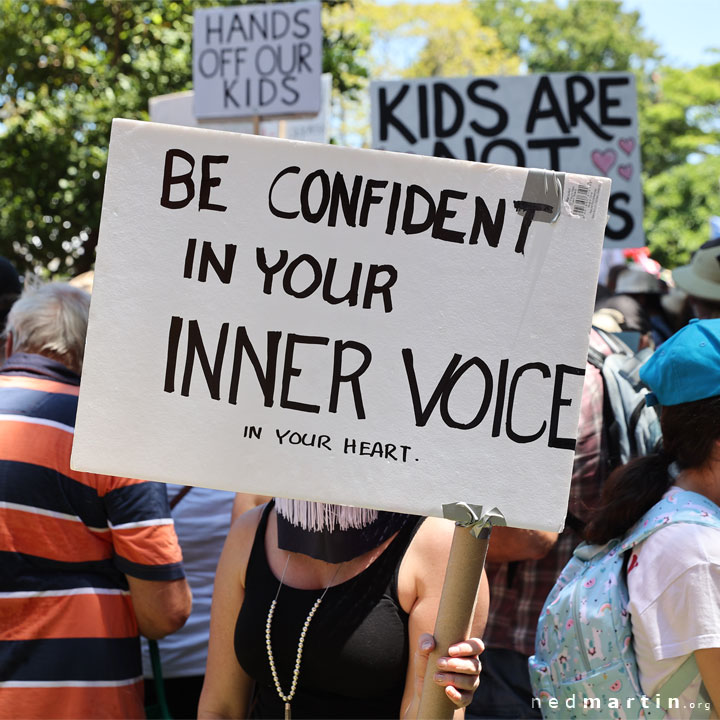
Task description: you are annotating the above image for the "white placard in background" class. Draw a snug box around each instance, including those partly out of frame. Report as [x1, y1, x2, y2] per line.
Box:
[72, 119, 610, 531]
[371, 73, 641, 249]
[150, 74, 332, 144]
[193, 1, 322, 120]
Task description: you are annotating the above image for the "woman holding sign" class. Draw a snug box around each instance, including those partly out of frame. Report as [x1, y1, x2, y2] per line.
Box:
[198, 499, 488, 719]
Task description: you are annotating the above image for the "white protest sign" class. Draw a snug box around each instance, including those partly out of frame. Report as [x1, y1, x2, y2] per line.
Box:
[150, 74, 332, 144]
[71, 119, 610, 531]
[193, 1, 322, 120]
[371, 73, 641, 249]
[150, 91, 256, 133]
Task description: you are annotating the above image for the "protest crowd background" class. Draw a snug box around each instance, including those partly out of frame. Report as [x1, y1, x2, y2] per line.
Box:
[1, 1, 719, 719]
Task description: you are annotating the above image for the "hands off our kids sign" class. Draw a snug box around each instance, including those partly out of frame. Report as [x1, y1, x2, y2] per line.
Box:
[192, 1, 322, 120]
[371, 72, 641, 248]
[72, 119, 610, 531]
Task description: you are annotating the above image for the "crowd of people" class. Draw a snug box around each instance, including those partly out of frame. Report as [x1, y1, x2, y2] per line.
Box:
[0, 233, 719, 720]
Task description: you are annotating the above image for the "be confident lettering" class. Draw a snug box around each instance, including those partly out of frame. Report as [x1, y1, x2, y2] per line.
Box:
[159, 150, 549, 255]
[267, 165, 548, 254]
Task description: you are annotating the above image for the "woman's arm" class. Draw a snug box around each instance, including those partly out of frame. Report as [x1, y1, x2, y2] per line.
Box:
[398, 517, 489, 719]
[198, 505, 265, 719]
[695, 647, 720, 716]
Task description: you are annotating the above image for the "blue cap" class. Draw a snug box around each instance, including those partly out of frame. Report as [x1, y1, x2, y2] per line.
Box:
[640, 318, 720, 407]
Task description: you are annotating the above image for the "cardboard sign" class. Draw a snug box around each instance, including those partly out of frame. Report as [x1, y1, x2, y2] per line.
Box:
[371, 73, 641, 249]
[150, 74, 332, 144]
[193, 1, 322, 120]
[71, 119, 611, 531]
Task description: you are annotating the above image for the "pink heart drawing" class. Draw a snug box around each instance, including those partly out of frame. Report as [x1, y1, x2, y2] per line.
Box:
[591, 149, 617, 175]
[618, 138, 635, 155]
[618, 164, 633, 180]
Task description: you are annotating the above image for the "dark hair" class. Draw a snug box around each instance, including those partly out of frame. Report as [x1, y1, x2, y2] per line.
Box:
[584, 395, 720, 545]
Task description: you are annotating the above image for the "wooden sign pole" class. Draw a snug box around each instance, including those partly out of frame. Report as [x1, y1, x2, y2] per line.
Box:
[252, 115, 261, 135]
[416, 507, 497, 719]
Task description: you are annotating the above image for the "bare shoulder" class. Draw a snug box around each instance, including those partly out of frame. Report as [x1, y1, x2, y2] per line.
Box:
[407, 516, 456, 560]
[219, 502, 267, 588]
[229, 500, 266, 537]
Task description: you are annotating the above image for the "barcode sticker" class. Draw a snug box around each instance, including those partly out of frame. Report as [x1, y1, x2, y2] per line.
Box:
[564, 176, 600, 220]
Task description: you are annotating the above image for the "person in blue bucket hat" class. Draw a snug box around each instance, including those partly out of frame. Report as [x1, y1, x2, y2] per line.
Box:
[582, 318, 720, 717]
[640, 318, 720, 407]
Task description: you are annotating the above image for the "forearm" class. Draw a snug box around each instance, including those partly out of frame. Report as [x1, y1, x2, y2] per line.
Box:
[486, 526, 558, 563]
[695, 647, 720, 716]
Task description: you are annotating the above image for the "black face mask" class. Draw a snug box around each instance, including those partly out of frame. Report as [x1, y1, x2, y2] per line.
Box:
[275, 505, 412, 564]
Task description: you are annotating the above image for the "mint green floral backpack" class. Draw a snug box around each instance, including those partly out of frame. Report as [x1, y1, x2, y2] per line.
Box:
[529, 489, 718, 719]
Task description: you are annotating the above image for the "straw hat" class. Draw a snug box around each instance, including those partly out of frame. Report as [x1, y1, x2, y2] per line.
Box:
[672, 239, 720, 302]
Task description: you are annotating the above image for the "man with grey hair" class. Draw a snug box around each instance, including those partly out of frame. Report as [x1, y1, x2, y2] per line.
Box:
[0, 282, 192, 719]
[0, 256, 22, 364]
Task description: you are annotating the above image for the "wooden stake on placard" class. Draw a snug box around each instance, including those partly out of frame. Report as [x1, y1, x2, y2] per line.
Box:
[278, 120, 287, 139]
[416, 505, 503, 719]
[252, 115, 260, 135]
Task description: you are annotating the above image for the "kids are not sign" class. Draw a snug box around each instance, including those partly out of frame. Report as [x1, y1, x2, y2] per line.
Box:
[72, 119, 610, 531]
[371, 73, 642, 248]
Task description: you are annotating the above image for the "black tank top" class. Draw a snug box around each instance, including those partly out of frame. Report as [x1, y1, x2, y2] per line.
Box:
[235, 502, 423, 719]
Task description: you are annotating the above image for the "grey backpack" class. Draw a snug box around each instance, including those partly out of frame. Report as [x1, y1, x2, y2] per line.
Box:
[587, 328, 662, 470]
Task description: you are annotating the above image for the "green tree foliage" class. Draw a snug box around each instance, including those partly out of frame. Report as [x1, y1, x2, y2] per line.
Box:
[475, 0, 659, 73]
[324, 0, 519, 144]
[642, 61, 720, 266]
[475, 0, 720, 268]
[0, 0, 367, 275]
[641, 63, 720, 177]
[644, 155, 720, 268]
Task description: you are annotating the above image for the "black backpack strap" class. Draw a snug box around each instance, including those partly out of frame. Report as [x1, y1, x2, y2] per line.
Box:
[564, 511, 586, 536]
[170, 485, 193, 510]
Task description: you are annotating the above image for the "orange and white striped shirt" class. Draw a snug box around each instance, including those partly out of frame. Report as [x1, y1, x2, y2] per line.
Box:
[0, 353, 185, 719]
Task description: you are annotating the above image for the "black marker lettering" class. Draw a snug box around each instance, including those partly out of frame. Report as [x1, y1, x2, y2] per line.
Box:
[280, 334, 329, 413]
[228, 327, 280, 407]
[432, 189, 468, 243]
[513, 201, 553, 254]
[181, 320, 229, 401]
[606, 192, 634, 241]
[300, 169, 330, 223]
[506, 362, 550, 443]
[268, 166, 300, 219]
[439, 357, 494, 430]
[526, 76, 570, 134]
[467, 79, 508, 136]
[329, 340, 372, 419]
[282, 254, 322, 298]
[164, 316, 183, 393]
[362, 265, 397, 313]
[199, 155, 228, 212]
[256, 248, 289, 294]
[599, 76, 632, 127]
[565, 75, 611, 141]
[359, 179, 388, 227]
[548, 364, 585, 449]
[161, 149, 195, 209]
[378, 85, 416, 144]
[468, 197, 505, 247]
[527, 137, 580, 171]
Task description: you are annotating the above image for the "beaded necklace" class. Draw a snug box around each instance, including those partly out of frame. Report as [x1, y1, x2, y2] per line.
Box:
[265, 555, 344, 720]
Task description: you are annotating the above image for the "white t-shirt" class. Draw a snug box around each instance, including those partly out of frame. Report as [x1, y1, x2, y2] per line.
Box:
[627, 498, 720, 718]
